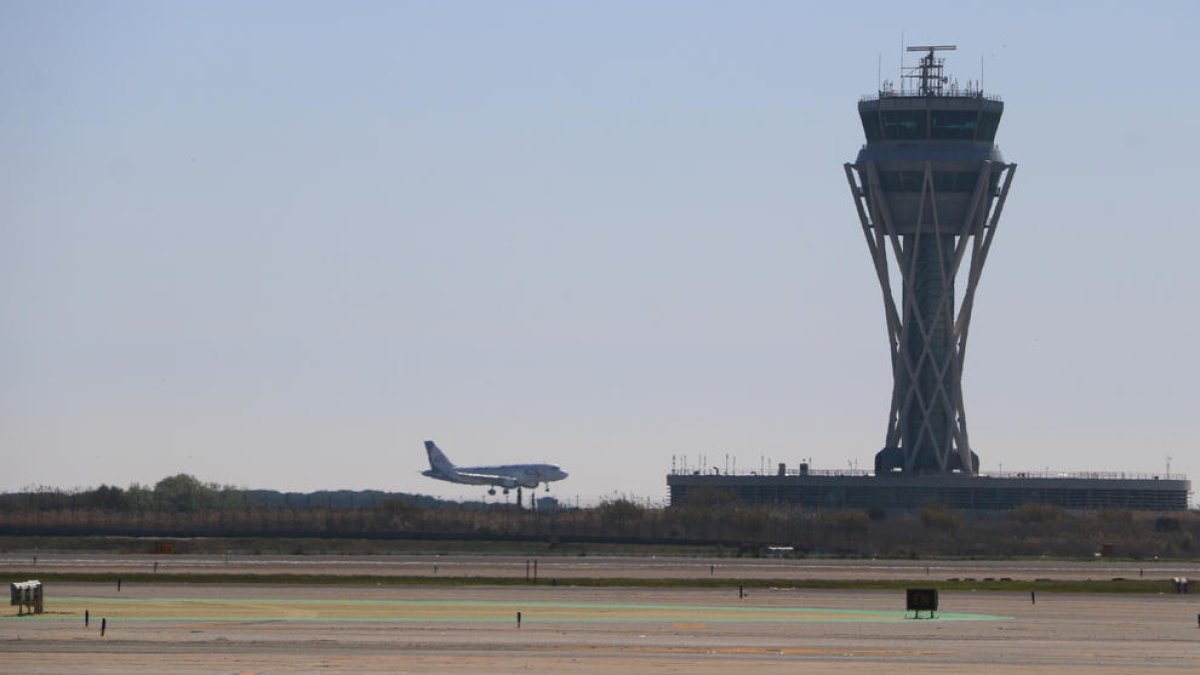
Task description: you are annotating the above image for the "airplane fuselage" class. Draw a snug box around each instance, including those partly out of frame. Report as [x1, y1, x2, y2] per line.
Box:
[422, 463, 565, 489]
[421, 441, 568, 492]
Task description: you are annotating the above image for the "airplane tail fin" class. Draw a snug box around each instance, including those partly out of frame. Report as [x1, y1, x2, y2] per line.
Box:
[424, 440, 455, 475]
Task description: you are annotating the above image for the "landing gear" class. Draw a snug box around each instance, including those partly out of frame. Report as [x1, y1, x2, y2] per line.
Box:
[516, 486, 523, 508]
[488, 488, 496, 496]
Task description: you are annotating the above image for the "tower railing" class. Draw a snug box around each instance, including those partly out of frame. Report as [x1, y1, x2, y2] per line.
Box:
[859, 92, 1003, 103]
[668, 467, 1187, 481]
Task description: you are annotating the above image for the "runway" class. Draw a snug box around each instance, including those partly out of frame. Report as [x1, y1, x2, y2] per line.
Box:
[1, 558, 1199, 673]
[2, 594, 1005, 624]
[6, 552, 1199, 581]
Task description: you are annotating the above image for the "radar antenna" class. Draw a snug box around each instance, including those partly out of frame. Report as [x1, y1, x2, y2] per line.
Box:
[904, 45, 956, 96]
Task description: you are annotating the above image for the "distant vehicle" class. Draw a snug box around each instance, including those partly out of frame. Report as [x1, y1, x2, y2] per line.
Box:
[421, 440, 568, 496]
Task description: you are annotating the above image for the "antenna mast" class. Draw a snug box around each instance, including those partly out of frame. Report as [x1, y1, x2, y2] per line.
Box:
[904, 45, 956, 96]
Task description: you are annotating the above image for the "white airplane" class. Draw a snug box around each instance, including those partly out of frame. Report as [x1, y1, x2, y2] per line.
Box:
[421, 440, 568, 496]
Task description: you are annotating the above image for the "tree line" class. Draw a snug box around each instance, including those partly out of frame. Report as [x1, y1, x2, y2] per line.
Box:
[1, 476, 1198, 559]
[0, 474, 468, 514]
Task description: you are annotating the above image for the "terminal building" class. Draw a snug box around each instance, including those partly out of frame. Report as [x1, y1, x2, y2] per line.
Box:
[666, 47, 1190, 511]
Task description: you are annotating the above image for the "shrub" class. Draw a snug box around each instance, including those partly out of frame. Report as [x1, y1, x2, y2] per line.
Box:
[1154, 517, 1181, 532]
[822, 510, 869, 532]
[597, 499, 644, 527]
[1011, 503, 1064, 524]
[919, 503, 960, 531]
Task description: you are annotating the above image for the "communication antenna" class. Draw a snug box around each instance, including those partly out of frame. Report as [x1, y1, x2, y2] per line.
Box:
[904, 45, 956, 96]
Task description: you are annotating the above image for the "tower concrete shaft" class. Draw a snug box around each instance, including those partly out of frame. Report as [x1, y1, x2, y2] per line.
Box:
[844, 46, 1015, 477]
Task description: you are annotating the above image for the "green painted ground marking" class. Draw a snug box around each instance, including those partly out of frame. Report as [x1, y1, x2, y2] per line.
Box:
[2, 596, 1010, 624]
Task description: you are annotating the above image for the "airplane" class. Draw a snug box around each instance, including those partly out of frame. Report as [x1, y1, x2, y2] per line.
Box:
[421, 440, 568, 498]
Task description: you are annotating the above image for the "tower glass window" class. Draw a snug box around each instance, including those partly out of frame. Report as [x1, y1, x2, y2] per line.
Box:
[976, 111, 1001, 142]
[880, 110, 926, 140]
[859, 111, 882, 141]
[879, 171, 924, 191]
[929, 110, 979, 140]
[932, 171, 981, 192]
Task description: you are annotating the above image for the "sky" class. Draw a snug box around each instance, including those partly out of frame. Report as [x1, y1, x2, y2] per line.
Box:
[2, 0, 1198, 505]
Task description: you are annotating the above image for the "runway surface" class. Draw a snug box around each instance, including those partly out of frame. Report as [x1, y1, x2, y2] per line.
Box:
[6, 551, 1200, 581]
[3, 594, 1005, 624]
[3, 555, 1200, 673]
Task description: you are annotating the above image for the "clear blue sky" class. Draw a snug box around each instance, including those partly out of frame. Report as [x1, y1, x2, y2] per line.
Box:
[2, 0, 1197, 504]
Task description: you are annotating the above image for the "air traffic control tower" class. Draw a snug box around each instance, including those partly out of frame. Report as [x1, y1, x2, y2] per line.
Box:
[667, 46, 1188, 511]
[845, 46, 1014, 477]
